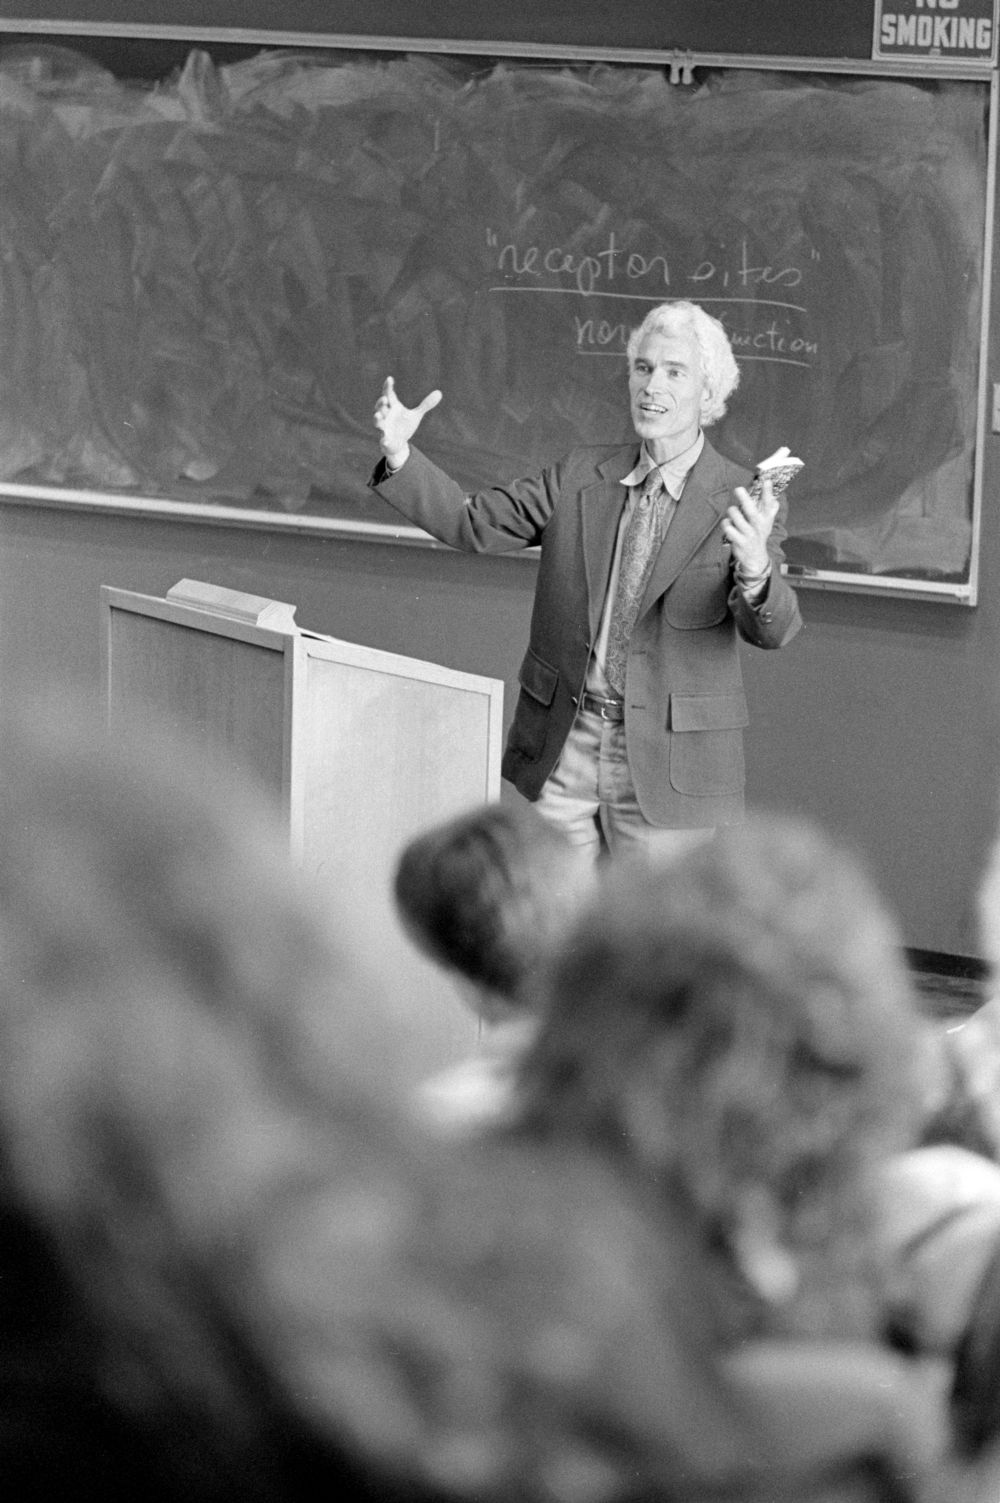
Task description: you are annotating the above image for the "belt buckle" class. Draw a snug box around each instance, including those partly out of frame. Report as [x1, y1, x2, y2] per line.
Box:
[595, 696, 622, 721]
[581, 692, 622, 721]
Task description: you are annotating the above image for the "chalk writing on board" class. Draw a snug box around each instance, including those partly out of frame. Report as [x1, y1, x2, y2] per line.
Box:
[569, 313, 819, 368]
[486, 228, 818, 368]
[488, 229, 805, 295]
[0, 43, 988, 586]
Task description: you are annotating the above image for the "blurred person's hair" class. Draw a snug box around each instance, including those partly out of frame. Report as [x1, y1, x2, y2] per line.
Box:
[278, 1127, 775, 1503]
[0, 695, 435, 1499]
[515, 812, 928, 1340]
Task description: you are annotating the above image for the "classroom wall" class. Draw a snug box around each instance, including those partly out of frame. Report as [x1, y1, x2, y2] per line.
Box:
[2, 0, 998, 958]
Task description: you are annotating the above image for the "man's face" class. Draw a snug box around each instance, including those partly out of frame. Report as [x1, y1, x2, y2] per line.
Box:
[628, 329, 711, 461]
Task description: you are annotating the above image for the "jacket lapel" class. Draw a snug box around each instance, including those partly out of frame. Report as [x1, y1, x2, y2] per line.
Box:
[639, 441, 731, 616]
[580, 446, 638, 636]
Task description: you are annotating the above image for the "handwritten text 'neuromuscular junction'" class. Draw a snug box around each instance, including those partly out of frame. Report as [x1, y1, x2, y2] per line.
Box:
[485, 228, 820, 367]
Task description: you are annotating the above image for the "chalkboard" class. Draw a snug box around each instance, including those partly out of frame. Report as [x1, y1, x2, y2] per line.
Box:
[0, 37, 992, 600]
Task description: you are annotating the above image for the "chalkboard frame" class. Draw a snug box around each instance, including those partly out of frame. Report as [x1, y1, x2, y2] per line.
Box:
[0, 20, 994, 605]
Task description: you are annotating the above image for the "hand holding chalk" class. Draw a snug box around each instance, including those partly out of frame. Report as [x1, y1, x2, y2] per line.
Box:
[747, 446, 804, 508]
[374, 376, 443, 469]
[725, 448, 803, 575]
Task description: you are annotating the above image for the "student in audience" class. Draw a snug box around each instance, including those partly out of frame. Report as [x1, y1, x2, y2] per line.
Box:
[0, 694, 434, 1499]
[874, 1145, 1000, 1434]
[507, 806, 1000, 1498]
[285, 1117, 947, 1503]
[513, 810, 931, 1343]
[393, 799, 593, 1130]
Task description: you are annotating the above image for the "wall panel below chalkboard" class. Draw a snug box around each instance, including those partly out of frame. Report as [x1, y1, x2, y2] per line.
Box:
[0, 33, 992, 600]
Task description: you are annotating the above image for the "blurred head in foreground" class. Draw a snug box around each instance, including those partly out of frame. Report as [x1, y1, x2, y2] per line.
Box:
[0, 695, 419, 1497]
[516, 812, 929, 1340]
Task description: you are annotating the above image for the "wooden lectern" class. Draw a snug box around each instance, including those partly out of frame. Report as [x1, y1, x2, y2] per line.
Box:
[100, 579, 505, 1069]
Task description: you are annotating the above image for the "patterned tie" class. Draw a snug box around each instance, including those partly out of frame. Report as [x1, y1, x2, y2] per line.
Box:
[604, 469, 670, 697]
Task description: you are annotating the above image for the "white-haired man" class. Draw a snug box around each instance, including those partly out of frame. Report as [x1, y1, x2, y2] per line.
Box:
[372, 300, 802, 863]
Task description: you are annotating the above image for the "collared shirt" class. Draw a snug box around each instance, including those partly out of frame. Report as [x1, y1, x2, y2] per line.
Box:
[587, 434, 704, 697]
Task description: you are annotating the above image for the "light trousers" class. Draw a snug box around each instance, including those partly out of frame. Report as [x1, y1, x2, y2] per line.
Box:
[533, 703, 714, 866]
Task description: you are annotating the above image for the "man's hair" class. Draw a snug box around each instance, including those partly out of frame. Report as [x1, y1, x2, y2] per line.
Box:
[394, 801, 587, 1010]
[626, 300, 740, 426]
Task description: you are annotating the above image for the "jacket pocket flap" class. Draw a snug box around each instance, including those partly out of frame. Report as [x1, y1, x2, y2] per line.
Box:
[670, 692, 749, 732]
[518, 649, 558, 706]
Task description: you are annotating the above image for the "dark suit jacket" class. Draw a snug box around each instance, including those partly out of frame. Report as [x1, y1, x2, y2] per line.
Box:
[370, 438, 802, 827]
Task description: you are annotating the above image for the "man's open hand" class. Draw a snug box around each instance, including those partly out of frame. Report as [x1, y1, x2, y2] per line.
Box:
[374, 376, 443, 468]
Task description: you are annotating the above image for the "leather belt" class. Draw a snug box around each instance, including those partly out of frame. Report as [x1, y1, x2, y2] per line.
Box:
[580, 692, 625, 722]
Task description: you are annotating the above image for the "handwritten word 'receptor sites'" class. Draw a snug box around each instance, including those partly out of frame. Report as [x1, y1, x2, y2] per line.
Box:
[486, 228, 818, 366]
[487, 228, 805, 298]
